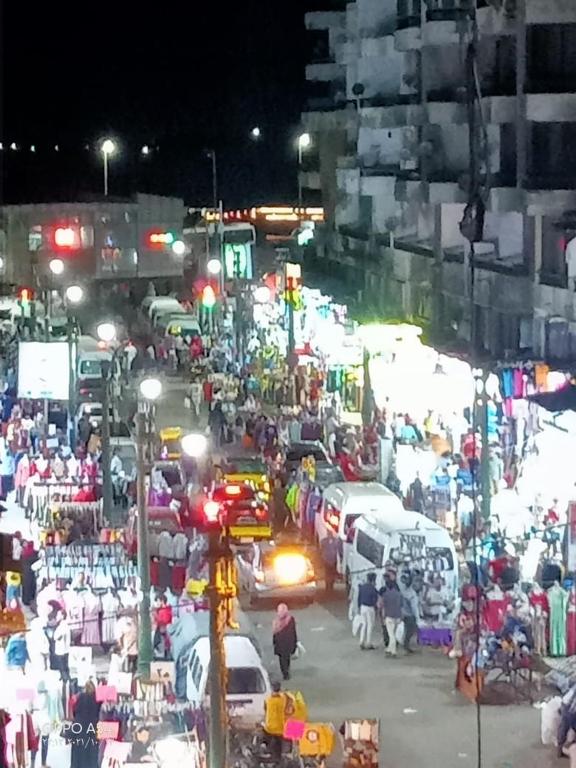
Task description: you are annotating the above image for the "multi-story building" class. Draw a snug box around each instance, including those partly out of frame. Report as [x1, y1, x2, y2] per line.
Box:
[302, 0, 576, 363]
[0, 193, 186, 288]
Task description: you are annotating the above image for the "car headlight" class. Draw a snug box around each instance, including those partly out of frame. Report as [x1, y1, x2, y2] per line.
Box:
[273, 553, 309, 585]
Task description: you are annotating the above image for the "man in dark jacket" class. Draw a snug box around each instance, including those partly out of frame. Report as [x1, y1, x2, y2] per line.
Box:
[357, 573, 379, 650]
[400, 577, 420, 654]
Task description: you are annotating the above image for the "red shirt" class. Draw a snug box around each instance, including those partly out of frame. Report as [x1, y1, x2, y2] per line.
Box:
[155, 605, 173, 627]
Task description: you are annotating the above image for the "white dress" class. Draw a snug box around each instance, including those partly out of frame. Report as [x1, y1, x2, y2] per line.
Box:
[101, 590, 119, 644]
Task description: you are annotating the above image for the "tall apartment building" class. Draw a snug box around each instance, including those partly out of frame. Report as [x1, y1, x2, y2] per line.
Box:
[302, 0, 576, 363]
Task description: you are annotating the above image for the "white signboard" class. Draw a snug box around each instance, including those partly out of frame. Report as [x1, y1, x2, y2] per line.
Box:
[18, 342, 70, 400]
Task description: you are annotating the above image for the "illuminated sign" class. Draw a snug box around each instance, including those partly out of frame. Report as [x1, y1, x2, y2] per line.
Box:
[55, 227, 75, 247]
[224, 243, 253, 280]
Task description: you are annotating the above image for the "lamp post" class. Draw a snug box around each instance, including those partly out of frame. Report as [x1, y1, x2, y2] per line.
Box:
[100, 139, 117, 197]
[65, 285, 84, 450]
[297, 132, 311, 210]
[181, 434, 228, 768]
[136, 376, 163, 676]
[97, 322, 118, 530]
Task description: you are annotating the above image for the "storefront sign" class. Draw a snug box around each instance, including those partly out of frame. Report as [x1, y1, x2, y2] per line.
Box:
[567, 501, 576, 572]
[17, 341, 70, 400]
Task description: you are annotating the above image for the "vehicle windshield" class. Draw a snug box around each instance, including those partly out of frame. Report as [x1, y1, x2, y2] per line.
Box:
[226, 667, 267, 695]
[80, 359, 103, 376]
[161, 468, 182, 487]
[162, 439, 181, 455]
[225, 459, 266, 474]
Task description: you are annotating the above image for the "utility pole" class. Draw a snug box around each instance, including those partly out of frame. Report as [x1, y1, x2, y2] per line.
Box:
[67, 315, 77, 451]
[207, 529, 229, 768]
[479, 372, 491, 522]
[136, 408, 152, 675]
[101, 362, 113, 522]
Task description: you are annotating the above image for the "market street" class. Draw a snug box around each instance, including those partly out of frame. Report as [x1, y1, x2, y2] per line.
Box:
[155, 385, 552, 768]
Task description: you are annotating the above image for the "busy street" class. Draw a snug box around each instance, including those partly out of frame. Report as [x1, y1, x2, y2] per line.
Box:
[5, 1, 576, 766]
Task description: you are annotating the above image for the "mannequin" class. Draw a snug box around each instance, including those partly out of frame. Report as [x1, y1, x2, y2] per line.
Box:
[529, 583, 549, 656]
[548, 581, 569, 657]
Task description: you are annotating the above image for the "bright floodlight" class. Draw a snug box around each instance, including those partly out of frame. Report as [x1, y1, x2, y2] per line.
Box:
[0, 257, 5, 271]
[298, 132, 311, 150]
[65, 285, 84, 304]
[171, 240, 186, 256]
[207, 258, 222, 275]
[139, 377, 162, 401]
[96, 322, 117, 343]
[251, 126, 261, 139]
[141, 145, 150, 156]
[181, 432, 208, 458]
[101, 138, 116, 156]
[49, 258, 65, 276]
[254, 285, 271, 304]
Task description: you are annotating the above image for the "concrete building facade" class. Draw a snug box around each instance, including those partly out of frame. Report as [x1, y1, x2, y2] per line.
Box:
[0, 194, 186, 288]
[302, 0, 576, 364]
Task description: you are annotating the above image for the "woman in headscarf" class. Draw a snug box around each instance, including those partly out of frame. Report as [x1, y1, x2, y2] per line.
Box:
[272, 603, 297, 681]
[70, 681, 101, 768]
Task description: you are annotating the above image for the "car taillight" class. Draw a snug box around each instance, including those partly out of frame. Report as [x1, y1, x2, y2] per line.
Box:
[255, 507, 267, 520]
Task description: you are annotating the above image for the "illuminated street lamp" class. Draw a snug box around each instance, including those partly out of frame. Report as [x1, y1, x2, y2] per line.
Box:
[65, 285, 84, 304]
[96, 321, 117, 343]
[100, 138, 117, 196]
[181, 432, 208, 459]
[250, 126, 261, 140]
[139, 377, 163, 401]
[207, 258, 222, 275]
[49, 258, 65, 276]
[297, 132, 312, 209]
[171, 239, 186, 256]
[254, 285, 271, 304]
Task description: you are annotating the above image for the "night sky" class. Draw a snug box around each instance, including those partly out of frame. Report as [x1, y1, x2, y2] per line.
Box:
[2, 0, 336, 207]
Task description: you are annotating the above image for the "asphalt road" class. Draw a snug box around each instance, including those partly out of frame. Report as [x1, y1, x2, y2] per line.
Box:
[248, 590, 557, 768]
[155, 380, 559, 768]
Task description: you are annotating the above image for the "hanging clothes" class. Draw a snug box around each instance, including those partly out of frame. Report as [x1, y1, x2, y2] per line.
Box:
[101, 591, 120, 645]
[549, 583, 569, 657]
[567, 588, 576, 657]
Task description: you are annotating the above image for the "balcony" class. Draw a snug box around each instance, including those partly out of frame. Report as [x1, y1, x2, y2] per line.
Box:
[526, 0, 576, 25]
[396, 0, 422, 31]
[299, 170, 321, 191]
[425, 0, 470, 22]
[306, 61, 346, 83]
[361, 103, 425, 129]
[526, 93, 576, 123]
[305, 11, 347, 31]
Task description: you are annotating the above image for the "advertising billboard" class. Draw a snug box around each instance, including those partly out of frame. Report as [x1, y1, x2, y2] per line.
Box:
[18, 342, 70, 400]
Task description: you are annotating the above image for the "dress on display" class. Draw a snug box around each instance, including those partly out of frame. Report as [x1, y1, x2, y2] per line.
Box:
[549, 583, 569, 657]
[567, 588, 576, 657]
[101, 591, 119, 645]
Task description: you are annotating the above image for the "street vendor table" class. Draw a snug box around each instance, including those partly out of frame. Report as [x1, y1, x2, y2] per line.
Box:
[418, 626, 453, 647]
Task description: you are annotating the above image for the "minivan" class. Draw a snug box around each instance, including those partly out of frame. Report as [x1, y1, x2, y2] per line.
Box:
[348, 512, 458, 605]
[186, 635, 271, 726]
[316, 482, 405, 574]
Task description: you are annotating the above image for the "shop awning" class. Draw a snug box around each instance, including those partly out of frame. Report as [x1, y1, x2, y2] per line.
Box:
[528, 384, 576, 412]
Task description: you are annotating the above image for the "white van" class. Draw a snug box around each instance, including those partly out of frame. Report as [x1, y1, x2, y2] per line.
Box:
[348, 512, 458, 603]
[186, 635, 271, 726]
[76, 336, 112, 395]
[316, 482, 405, 573]
[148, 298, 182, 326]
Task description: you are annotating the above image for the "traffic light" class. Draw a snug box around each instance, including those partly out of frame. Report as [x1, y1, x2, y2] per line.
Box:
[201, 285, 216, 309]
[203, 500, 221, 528]
[54, 227, 77, 248]
[17, 286, 34, 303]
[147, 231, 176, 248]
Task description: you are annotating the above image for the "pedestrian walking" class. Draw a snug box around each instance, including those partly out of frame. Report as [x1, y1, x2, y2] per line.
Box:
[379, 571, 403, 657]
[70, 681, 101, 768]
[272, 603, 297, 680]
[357, 573, 379, 650]
[400, 576, 420, 654]
[320, 530, 339, 595]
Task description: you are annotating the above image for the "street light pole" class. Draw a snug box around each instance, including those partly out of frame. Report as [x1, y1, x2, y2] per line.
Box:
[67, 316, 77, 451]
[101, 361, 113, 523]
[103, 152, 109, 197]
[207, 529, 227, 768]
[136, 406, 152, 675]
